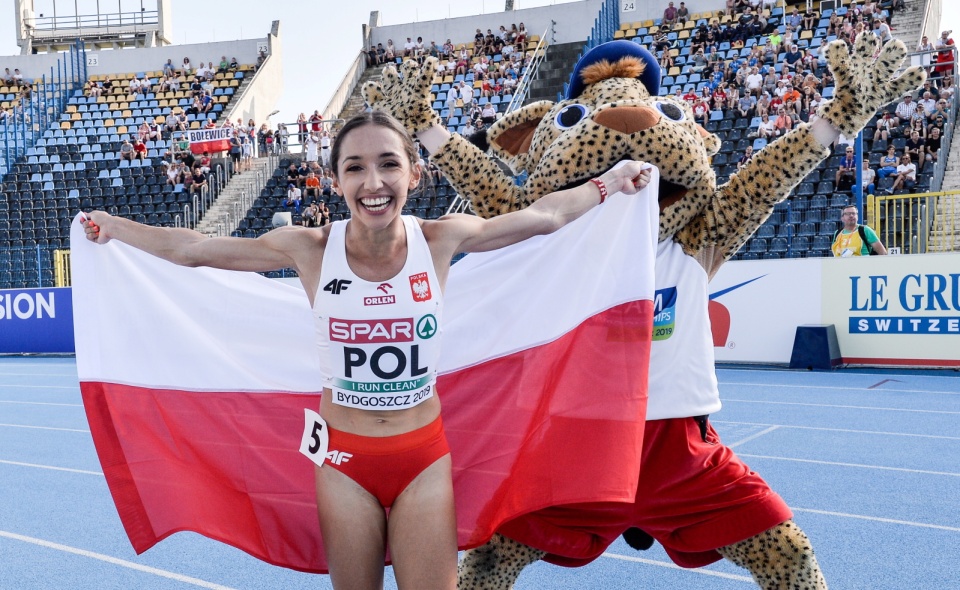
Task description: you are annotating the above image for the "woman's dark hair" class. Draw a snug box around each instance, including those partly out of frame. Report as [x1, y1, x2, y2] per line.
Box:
[330, 111, 418, 177]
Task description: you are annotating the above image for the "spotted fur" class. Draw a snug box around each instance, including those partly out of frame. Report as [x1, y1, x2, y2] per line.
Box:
[364, 36, 921, 590]
[717, 520, 828, 589]
[457, 533, 545, 590]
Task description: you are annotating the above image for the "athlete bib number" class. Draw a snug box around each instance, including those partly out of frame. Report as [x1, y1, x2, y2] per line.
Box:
[299, 409, 329, 468]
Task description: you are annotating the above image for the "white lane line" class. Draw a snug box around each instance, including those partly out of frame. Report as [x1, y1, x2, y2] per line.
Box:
[0, 400, 83, 407]
[0, 423, 89, 433]
[791, 508, 960, 533]
[0, 384, 80, 390]
[0, 373, 78, 377]
[0, 531, 240, 589]
[719, 380, 960, 396]
[0, 459, 102, 475]
[722, 399, 960, 415]
[714, 420, 960, 442]
[727, 425, 780, 449]
[601, 552, 754, 582]
[737, 454, 960, 477]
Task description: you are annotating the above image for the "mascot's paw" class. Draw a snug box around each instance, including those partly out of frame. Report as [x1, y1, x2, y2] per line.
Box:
[818, 32, 926, 137]
[362, 58, 442, 135]
[621, 527, 655, 551]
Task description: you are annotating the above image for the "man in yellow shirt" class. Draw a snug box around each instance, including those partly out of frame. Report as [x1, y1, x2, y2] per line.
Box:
[832, 205, 888, 257]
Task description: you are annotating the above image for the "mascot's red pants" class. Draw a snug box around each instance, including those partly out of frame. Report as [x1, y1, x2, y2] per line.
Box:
[498, 416, 792, 568]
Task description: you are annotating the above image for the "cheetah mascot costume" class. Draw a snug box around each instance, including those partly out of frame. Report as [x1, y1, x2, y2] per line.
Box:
[365, 34, 923, 589]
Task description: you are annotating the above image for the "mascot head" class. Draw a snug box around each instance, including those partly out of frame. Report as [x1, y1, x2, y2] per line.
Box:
[477, 40, 722, 236]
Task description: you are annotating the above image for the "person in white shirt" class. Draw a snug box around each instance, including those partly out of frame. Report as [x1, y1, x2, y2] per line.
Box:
[320, 130, 332, 168]
[889, 154, 917, 193]
[894, 94, 917, 125]
[919, 92, 937, 116]
[745, 67, 763, 96]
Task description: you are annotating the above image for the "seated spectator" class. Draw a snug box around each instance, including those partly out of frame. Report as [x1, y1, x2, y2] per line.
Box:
[774, 107, 793, 136]
[2, 68, 14, 85]
[403, 37, 416, 58]
[889, 154, 916, 193]
[737, 145, 754, 170]
[367, 45, 382, 66]
[691, 98, 710, 126]
[904, 130, 925, 164]
[101, 78, 113, 93]
[926, 126, 941, 163]
[745, 66, 763, 96]
[301, 202, 320, 227]
[737, 91, 757, 118]
[928, 97, 949, 122]
[662, 1, 678, 26]
[204, 118, 216, 129]
[874, 110, 897, 141]
[87, 80, 102, 98]
[753, 113, 775, 139]
[119, 139, 135, 162]
[132, 138, 147, 162]
[166, 161, 186, 185]
[835, 146, 857, 189]
[304, 171, 321, 201]
[195, 62, 210, 80]
[860, 160, 876, 196]
[893, 94, 916, 126]
[297, 160, 311, 186]
[229, 57, 239, 70]
[191, 166, 207, 194]
[677, 2, 689, 23]
[182, 57, 193, 75]
[163, 59, 175, 75]
[285, 183, 302, 213]
[198, 152, 212, 175]
[782, 45, 803, 70]
[219, 56, 230, 73]
[480, 103, 497, 126]
[877, 147, 900, 180]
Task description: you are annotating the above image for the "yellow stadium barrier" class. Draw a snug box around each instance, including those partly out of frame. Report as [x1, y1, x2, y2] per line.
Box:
[54, 250, 72, 287]
[867, 190, 960, 254]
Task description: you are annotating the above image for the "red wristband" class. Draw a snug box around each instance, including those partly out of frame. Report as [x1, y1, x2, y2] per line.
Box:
[589, 178, 607, 204]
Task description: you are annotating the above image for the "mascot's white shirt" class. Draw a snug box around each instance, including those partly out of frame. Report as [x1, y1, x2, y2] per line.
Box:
[647, 239, 722, 420]
[314, 217, 443, 411]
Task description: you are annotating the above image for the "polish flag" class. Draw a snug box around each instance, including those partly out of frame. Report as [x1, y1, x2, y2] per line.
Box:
[71, 176, 659, 573]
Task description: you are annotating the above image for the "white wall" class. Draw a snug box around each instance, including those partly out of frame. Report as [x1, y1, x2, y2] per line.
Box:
[0, 38, 266, 82]
[370, 0, 604, 49]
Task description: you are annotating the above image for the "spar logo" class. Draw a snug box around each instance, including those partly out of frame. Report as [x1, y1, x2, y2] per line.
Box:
[847, 273, 960, 334]
[330, 318, 413, 343]
[409, 272, 432, 302]
[708, 275, 766, 347]
[365, 283, 396, 306]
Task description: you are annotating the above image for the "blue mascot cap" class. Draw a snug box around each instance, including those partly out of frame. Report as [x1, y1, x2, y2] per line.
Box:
[565, 40, 661, 101]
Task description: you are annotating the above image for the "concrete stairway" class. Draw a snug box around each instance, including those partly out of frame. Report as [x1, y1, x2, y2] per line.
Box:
[927, 132, 960, 252]
[528, 42, 584, 103]
[335, 66, 389, 123]
[195, 158, 273, 237]
[889, 0, 925, 50]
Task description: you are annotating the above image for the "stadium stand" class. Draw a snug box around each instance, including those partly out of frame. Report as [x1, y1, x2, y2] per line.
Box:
[0, 47, 259, 289]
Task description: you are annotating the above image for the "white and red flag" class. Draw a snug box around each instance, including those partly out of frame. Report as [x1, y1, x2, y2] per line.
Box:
[71, 176, 659, 573]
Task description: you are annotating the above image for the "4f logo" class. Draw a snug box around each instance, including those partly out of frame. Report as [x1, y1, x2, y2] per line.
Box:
[409, 272, 432, 302]
[324, 279, 352, 295]
[377, 283, 393, 294]
[325, 450, 352, 465]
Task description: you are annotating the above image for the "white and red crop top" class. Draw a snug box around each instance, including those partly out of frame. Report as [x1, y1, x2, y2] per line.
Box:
[314, 216, 443, 411]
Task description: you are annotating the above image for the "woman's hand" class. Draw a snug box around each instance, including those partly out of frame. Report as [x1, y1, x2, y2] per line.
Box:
[81, 211, 113, 244]
[596, 161, 653, 197]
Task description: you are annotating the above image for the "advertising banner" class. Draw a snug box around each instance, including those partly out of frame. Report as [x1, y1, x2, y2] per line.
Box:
[0, 287, 75, 353]
[711, 258, 822, 364]
[821, 252, 960, 366]
[187, 127, 232, 154]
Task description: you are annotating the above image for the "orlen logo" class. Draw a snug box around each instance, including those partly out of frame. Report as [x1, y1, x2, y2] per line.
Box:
[708, 276, 765, 347]
[365, 283, 396, 306]
[330, 318, 414, 343]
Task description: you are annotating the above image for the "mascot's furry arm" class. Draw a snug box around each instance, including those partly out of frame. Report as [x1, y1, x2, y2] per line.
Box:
[687, 33, 924, 277]
[364, 35, 923, 280]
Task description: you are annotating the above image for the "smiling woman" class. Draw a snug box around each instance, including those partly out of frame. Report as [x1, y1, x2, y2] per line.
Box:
[78, 107, 651, 589]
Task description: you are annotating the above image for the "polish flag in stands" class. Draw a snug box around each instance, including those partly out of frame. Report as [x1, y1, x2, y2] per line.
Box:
[71, 177, 659, 573]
